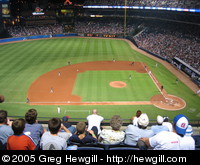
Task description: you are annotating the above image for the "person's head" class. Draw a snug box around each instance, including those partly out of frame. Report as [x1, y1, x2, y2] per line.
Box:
[92, 109, 97, 115]
[157, 115, 164, 125]
[12, 118, 25, 135]
[62, 116, 70, 123]
[173, 114, 188, 137]
[25, 109, 38, 124]
[110, 115, 123, 131]
[138, 113, 149, 129]
[185, 125, 193, 137]
[0, 110, 7, 124]
[136, 110, 142, 118]
[48, 118, 61, 135]
[163, 116, 169, 122]
[76, 122, 86, 134]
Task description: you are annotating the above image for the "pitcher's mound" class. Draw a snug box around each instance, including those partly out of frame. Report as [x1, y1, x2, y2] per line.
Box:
[109, 81, 127, 88]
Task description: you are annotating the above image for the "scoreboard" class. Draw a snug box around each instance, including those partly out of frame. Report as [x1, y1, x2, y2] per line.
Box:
[0, 0, 10, 18]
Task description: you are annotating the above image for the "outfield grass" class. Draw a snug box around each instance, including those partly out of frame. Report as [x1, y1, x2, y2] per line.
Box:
[0, 38, 199, 121]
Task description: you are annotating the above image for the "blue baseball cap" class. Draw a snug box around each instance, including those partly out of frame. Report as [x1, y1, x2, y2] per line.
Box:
[185, 125, 193, 136]
[173, 114, 188, 135]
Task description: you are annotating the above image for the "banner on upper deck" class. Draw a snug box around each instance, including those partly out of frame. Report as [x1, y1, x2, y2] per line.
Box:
[0, 0, 10, 18]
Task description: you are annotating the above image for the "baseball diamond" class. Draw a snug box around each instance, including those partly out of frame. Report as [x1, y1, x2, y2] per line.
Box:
[0, 37, 199, 120]
[27, 60, 186, 110]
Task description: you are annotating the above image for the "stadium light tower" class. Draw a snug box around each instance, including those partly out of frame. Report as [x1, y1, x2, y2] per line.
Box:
[124, 0, 127, 38]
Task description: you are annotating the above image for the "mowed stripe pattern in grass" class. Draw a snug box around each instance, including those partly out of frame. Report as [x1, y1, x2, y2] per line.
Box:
[0, 38, 200, 120]
[73, 71, 160, 101]
[0, 38, 134, 102]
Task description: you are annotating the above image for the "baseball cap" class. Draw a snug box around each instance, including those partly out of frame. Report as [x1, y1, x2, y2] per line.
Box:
[173, 114, 188, 135]
[138, 113, 149, 127]
[185, 125, 193, 136]
[157, 115, 164, 124]
[62, 116, 70, 122]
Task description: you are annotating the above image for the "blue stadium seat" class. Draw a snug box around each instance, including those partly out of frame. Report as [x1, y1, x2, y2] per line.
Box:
[97, 142, 122, 150]
[0, 142, 6, 150]
[77, 147, 104, 150]
[192, 135, 200, 147]
[109, 147, 139, 150]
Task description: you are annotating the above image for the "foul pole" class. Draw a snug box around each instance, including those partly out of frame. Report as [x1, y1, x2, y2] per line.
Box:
[124, 0, 127, 37]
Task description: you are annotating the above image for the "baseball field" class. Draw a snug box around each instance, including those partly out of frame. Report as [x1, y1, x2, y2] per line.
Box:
[0, 37, 199, 121]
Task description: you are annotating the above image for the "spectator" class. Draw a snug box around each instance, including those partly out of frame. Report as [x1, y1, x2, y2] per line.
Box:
[62, 116, 76, 134]
[40, 118, 72, 150]
[179, 125, 195, 150]
[98, 115, 125, 144]
[124, 113, 154, 146]
[0, 110, 13, 148]
[87, 109, 104, 135]
[134, 24, 200, 72]
[151, 115, 169, 135]
[84, 0, 200, 9]
[140, 114, 189, 150]
[24, 109, 44, 145]
[162, 116, 173, 132]
[130, 110, 142, 126]
[68, 122, 98, 144]
[7, 24, 63, 38]
[7, 119, 36, 150]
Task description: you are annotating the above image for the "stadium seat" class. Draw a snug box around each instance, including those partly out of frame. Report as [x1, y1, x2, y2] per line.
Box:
[192, 135, 200, 148]
[97, 142, 124, 150]
[0, 141, 6, 150]
[67, 141, 98, 147]
[77, 147, 104, 150]
[109, 147, 139, 150]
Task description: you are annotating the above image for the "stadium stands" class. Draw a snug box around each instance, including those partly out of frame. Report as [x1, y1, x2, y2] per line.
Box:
[133, 21, 200, 72]
[84, 0, 200, 9]
[1, 0, 199, 151]
[7, 24, 63, 37]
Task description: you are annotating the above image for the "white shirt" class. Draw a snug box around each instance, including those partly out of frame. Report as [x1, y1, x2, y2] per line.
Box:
[87, 114, 104, 134]
[149, 131, 180, 150]
[99, 129, 125, 144]
[178, 135, 195, 150]
[57, 107, 61, 114]
[132, 117, 139, 126]
[162, 122, 173, 132]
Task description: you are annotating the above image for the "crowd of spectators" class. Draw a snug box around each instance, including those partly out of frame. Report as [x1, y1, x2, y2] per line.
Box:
[133, 23, 200, 72]
[74, 18, 138, 34]
[7, 24, 63, 37]
[84, 0, 200, 9]
[5, 18, 199, 72]
[75, 21, 124, 34]
[0, 109, 198, 150]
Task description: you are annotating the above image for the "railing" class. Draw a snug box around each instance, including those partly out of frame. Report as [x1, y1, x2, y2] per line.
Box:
[8, 116, 200, 127]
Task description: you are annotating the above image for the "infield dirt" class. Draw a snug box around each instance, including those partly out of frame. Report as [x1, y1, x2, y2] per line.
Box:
[27, 60, 186, 110]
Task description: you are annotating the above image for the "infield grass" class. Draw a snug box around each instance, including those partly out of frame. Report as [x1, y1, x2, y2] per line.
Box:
[0, 38, 199, 120]
[73, 70, 160, 101]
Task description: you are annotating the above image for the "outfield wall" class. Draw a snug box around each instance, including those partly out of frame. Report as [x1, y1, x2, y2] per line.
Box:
[0, 33, 78, 43]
